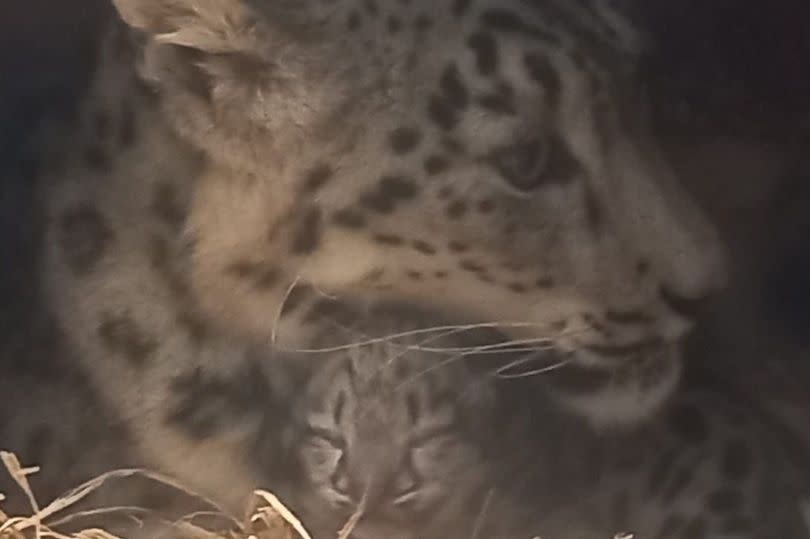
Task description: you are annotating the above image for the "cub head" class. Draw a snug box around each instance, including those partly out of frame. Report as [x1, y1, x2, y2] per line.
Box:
[268, 309, 496, 539]
[113, 0, 726, 369]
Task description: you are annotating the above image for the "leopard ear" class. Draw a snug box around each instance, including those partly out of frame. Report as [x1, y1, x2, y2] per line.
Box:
[111, 0, 348, 171]
[111, 0, 259, 53]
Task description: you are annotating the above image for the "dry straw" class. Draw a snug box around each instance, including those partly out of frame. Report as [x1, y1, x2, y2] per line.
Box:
[0, 451, 310, 539]
[0, 451, 640, 539]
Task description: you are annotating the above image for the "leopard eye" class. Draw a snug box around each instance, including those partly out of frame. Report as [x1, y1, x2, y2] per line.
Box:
[489, 137, 550, 193]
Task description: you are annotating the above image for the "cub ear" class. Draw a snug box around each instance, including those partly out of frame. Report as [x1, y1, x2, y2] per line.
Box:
[111, 0, 258, 53]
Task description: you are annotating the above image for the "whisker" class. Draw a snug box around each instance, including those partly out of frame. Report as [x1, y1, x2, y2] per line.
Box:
[270, 275, 303, 347]
[493, 353, 571, 379]
[345, 323, 500, 384]
[416, 335, 561, 355]
[381, 325, 468, 369]
[328, 329, 571, 389]
[277, 320, 558, 353]
[385, 334, 566, 360]
[401, 336, 559, 355]
[470, 488, 496, 539]
[337, 490, 367, 539]
[393, 349, 471, 390]
[396, 340, 557, 386]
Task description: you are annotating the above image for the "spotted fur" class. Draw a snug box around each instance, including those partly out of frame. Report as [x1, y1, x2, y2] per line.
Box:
[32, 0, 729, 511]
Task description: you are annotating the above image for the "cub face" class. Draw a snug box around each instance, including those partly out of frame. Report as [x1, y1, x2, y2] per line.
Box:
[268, 309, 497, 539]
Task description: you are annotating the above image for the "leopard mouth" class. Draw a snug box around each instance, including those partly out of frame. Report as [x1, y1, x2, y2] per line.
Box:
[488, 337, 674, 379]
[582, 337, 666, 363]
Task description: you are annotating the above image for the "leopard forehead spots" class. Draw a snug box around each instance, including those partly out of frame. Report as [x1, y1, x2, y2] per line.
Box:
[411, 239, 437, 255]
[59, 205, 114, 276]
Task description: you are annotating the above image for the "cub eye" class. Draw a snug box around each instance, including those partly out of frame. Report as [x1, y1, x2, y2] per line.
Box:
[391, 471, 419, 507]
[305, 433, 352, 504]
[330, 466, 351, 498]
[304, 429, 344, 453]
[301, 428, 348, 488]
[488, 137, 550, 193]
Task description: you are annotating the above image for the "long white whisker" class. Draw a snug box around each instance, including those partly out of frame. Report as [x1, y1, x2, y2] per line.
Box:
[394, 339, 565, 390]
[393, 348, 472, 390]
[382, 324, 474, 369]
[281, 323, 587, 355]
[399, 336, 559, 355]
[396, 339, 558, 380]
[276, 320, 555, 353]
[493, 354, 571, 379]
[470, 488, 495, 539]
[270, 275, 302, 347]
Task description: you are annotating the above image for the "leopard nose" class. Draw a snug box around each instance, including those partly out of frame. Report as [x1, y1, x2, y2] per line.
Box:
[659, 285, 712, 321]
[655, 225, 728, 308]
